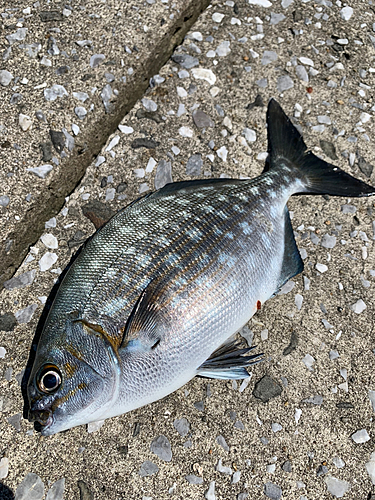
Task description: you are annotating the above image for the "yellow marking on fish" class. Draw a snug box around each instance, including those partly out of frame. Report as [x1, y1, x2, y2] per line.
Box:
[63, 362, 77, 378]
[51, 382, 87, 411]
[66, 344, 84, 361]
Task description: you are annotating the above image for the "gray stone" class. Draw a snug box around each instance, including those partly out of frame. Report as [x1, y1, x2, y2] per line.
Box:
[49, 130, 65, 153]
[3, 270, 36, 290]
[7, 413, 22, 432]
[47, 37, 60, 56]
[40, 11, 64, 22]
[15, 304, 38, 324]
[282, 460, 292, 472]
[325, 476, 351, 497]
[171, 53, 199, 69]
[131, 138, 160, 149]
[216, 458, 232, 474]
[295, 65, 309, 82]
[0, 70, 13, 86]
[320, 140, 337, 160]
[27, 165, 53, 179]
[6, 28, 28, 45]
[73, 91, 89, 102]
[303, 395, 323, 405]
[357, 155, 374, 178]
[75, 106, 87, 120]
[194, 401, 204, 411]
[192, 110, 214, 129]
[44, 85, 68, 101]
[341, 204, 356, 214]
[262, 51, 278, 65]
[62, 129, 75, 152]
[0, 313, 17, 332]
[90, 54, 105, 68]
[173, 417, 190, 437]
[35, 110, 46, 122]
[253, 375, 282, 402]
[155, 160, 172, 190]
[0, 195, 10, 207]
[186, 154, 203, 176]
[256, 78, 268, 88]
[141, 98, 158, 112]
[264, 482, 282, 500]
[101, 84, 114, 113]
[185, 474, 203, 484]
[321, 234, 337, 249]
[216, 41, 231, 57]
[150, 435, 172, 461]
[216, 435, 229, 451]
[15, 473, 44, 500]
[283, 331, 298, 355]
[237, 494, 248, 500]
[46, 478, 65, 500]
[205, 481, 216, 500]
[138, 461, 159, 477]
[77, 480, 93, 500]
[40, 142, 53, 162]
[277, 75, 294, 92]
[270, 12, 286, 24]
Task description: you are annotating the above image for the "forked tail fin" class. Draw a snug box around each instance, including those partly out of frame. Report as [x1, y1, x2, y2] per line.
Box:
[265, 99, 375, 198]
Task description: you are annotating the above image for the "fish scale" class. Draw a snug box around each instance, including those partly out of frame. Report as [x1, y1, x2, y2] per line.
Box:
[27, 100, 375, 435]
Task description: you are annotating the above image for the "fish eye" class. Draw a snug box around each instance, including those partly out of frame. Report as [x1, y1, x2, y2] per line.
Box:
[37, 365, 62, 394]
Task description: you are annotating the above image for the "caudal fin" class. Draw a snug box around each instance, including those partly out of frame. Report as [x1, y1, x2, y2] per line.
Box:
[265, 99, 375, 198]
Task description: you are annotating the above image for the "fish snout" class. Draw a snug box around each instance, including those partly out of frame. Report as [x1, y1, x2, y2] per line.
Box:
[28, 408, 53, 427]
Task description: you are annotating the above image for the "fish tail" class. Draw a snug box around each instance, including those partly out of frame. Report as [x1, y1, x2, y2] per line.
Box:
[265, 99, 375, 198]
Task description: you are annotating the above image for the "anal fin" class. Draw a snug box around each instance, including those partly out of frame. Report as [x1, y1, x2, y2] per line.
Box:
[275, 207, 304, 293]
[197, 340, 263, 380]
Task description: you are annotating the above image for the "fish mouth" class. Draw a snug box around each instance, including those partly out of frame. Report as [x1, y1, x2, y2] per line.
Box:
[28, 409, 54, 434]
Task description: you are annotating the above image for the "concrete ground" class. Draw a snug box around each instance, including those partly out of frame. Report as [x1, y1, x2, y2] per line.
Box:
[0, 0, 375, 499]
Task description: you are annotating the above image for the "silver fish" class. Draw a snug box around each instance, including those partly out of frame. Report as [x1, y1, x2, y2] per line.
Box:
[27, 100, 375, 435]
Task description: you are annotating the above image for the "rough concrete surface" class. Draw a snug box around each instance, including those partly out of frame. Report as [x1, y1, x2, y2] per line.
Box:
[0, 0, 210, 286]
[1, 0, 375, 499]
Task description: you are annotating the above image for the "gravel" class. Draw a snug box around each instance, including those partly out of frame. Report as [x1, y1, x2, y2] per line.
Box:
[150, 435, 172, 461]
[14, 473, 44, 500]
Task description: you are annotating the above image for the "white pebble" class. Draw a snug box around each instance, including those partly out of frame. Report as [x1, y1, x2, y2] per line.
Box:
[39, 252, 58, 271]
[118, 125, 134, 134]
[368, 390, 375, 412]
[171, 146, 180, 155]
[105, 135, 120, 152]
[217, 146, 228, 162]
[243, 128, 256, 142]
[295, 294, 303, 310]
[212, 12, 225, 23]
[191, 68, 216, 85]
[299, 56, 314, 66]
[141, 98, 157, 112]
[146, 157, 156, 173]
[19, 113, 32, 131]
[316, 263, 328, 273]
[0, 347, 6, 359]
[205, 481, 216, 500]
[266, 464, 276, 473]
[40, 233, 58, 249]
[325, 476, 351, 498]
[261, 329, 268, 340]
[0, 457, 9, 479]
[295, 408, 302, 424]
[248, 0, 272, 6]
[302, 354, 315, 371]
[332, 457, 345, 469]
[351, 429, 370, 443]
[340, 6, 353, 21]
[271, 423, 282, 432]
[134, 168, 145, 178]
[179, 126, 193, 138]
[366, 452, 375, 485]
[177, 86, 187, 97]
[350, 299, 366, 314]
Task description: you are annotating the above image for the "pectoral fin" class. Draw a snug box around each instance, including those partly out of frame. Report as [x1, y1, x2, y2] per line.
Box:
[120, 279, 167, 351]
[197, 340, 263, 380]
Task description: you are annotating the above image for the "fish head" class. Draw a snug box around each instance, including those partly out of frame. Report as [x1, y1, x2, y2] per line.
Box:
[27, 316, 120, 435]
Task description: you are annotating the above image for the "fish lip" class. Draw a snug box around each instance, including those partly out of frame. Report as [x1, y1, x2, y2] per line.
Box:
[39, 415, 54, 436]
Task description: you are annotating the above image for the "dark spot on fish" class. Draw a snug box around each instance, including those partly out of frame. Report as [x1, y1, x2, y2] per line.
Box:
[256, 300, 261, 310]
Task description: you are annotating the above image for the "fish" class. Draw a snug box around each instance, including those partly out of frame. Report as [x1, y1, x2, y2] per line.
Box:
[27, 99, 375, 436]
